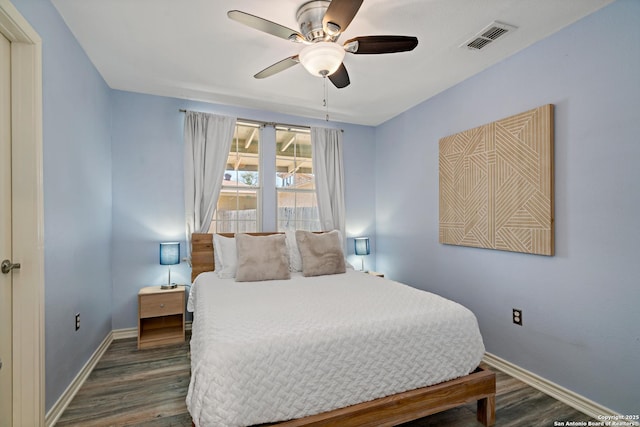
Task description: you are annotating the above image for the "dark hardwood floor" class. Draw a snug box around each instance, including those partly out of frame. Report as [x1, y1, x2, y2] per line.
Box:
[55, 336, 593, 426]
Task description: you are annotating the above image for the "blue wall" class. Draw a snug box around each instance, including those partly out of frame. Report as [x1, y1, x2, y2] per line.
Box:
[110, 92, 376, 330]
[374, 0, 639, 415]
[12, 0, 113, 412]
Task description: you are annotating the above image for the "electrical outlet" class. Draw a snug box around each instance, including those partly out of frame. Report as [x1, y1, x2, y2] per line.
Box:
[75, 313, 80, 331]
[512, 308, 522, 326]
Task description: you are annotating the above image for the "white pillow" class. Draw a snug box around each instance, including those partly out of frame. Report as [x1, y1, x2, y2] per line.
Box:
[285, 230, 303, 272]
[213, 236, 221, 273]
[213, 234, 237, 279]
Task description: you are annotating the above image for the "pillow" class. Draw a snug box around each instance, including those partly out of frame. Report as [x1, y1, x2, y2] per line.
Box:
[235, 234, 291, 282]
[213, 234, 237, 279]
[213, 236, 222, 272]
[286, 229, 355, 271]
[285, 230, 303, 272]
[295, 230, 346, 277]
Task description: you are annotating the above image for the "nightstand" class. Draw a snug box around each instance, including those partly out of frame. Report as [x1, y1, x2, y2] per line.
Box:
[367, 271, 384, 278]
[138, 285, 185, 349]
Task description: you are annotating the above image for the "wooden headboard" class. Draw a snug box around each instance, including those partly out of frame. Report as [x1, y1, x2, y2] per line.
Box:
[191, 233, 217, 282]
[190, 232, 282, 282]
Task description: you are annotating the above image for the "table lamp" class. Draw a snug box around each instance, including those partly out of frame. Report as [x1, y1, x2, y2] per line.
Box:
[159, 242, 180, 289]
[354, 237, 370, 272]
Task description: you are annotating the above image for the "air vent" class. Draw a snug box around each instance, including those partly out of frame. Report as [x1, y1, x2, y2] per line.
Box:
[461, 21, 517, 50]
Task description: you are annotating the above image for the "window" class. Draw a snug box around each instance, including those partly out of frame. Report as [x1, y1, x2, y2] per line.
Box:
[276, 127, 320, 232]
[209, 122, 320, 233]
[209, 123, 260, 233]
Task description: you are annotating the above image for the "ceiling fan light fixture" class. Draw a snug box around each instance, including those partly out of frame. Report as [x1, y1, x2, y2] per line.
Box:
[299, 41, 345, 77]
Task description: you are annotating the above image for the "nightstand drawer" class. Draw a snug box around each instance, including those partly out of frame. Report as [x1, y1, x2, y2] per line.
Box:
[139, 293, 182, 318]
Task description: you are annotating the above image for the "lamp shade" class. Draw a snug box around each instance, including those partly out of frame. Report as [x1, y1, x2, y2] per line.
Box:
[159, 242, 180, 266]
[299, 41, 346, 77]
[354, 237, 370, 256]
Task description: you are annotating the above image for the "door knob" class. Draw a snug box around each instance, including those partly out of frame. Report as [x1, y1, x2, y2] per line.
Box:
[1, 259, 20, 274]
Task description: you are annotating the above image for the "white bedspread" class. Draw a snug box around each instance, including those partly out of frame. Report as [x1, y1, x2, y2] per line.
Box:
[187, 270, 485, 427]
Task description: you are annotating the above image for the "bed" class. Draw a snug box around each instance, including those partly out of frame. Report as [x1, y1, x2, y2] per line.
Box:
[187, 232, 495, 427]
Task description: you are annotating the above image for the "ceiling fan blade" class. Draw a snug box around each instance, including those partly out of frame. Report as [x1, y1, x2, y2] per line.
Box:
[344, 35, 419, 54]
[228, 10, 304, 42]
[322, 0, 363, 35]
[254, 56, 300, 79]
[328, 63, 350, 89]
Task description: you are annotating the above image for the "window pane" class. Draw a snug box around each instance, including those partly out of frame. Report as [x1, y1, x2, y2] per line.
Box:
[210, 190, 258, 233]
[277, 190, 319, 232]
[227, 124, 260, 186]
[276, 129, 314, 190]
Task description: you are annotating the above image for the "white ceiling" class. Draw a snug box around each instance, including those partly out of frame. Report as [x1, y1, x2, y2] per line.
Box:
[51, 0, 613, 126]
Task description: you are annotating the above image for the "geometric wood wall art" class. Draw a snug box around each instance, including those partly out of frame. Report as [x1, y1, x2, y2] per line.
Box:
[439, 104, 554, 256]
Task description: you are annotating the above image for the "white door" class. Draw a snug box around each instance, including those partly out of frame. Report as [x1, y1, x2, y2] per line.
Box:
[0, 30, 12, 426]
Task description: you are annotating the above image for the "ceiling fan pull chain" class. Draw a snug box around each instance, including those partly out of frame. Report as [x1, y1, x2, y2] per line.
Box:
[323, 75, 329, 121]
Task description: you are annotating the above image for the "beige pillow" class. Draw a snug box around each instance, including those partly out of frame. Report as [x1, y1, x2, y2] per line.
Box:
[235, 234, 291, 282]
[295, 230, 346, 277]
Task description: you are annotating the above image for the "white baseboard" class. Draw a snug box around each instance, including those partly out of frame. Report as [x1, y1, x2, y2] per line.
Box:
[44, 322, 193, 426]
[44, 331, 114, 427]
[483, 352, 634, 424]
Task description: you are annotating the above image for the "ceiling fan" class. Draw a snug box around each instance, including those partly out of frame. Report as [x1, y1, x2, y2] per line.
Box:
[228, 0, 419, 89]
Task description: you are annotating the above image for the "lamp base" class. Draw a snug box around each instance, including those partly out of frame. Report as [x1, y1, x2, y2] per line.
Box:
[161, 284, 177, 290]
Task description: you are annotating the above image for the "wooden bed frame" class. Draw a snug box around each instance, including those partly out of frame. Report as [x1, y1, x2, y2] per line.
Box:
[190, 232, 496, 427]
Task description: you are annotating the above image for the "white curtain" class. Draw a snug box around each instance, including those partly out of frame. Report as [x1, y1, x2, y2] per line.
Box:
[311, 126, 345, 236]
[184, 111, 236, 256]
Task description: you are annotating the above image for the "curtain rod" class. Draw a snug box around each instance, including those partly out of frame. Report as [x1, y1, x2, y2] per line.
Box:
[179, 109, 342, 133]
[179, 109, 265, 128]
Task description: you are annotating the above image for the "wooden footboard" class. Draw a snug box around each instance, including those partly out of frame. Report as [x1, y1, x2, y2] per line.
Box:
[271, 366, 496, 427]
